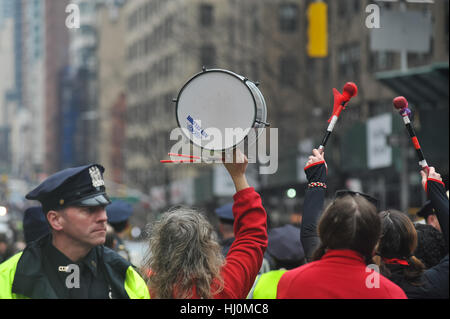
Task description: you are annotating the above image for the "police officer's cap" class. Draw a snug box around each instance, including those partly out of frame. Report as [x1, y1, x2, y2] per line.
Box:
[106, 200, 133, 224]
[25, 164, 111, 213]
[417, 200, 435, 219]
[23, 206, 50, 244]
[267, 224, 304, 263]
[215, 202, 234, 223]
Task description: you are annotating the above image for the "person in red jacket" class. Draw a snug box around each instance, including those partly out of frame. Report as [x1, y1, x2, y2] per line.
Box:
[144, 150, 268, 298]
[277, 149, 406, 299]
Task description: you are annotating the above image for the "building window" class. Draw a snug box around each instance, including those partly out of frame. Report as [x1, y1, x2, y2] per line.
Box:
[279, 4, 298, 32]
[200, 4, 214, 27]
[370, 51, 394, 72]
[279, 56, 298, 87]
[338, 44, 360, 80]
[338, 1, 347, 17]
[353, 0, 360, 13]
[200, 44, 216, 68]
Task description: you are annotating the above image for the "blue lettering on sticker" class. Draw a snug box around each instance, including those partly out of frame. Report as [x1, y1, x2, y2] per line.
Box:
[186, 115, 208, 139]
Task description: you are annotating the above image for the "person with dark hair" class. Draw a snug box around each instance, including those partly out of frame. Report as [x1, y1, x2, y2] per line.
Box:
[214, 202, 235, 257]
[276, 149, 406, 299]
[377, 210, 427, 286]
[106, 200, 133, 261]
[414, 224, 447, 269]
[144, 150, 268, 299]
[22, 206, 50, 245]
[376, 167, 449, 299]
[247, 224, 304, 299]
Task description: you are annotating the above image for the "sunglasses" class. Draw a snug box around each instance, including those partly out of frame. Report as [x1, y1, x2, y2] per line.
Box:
[334, 189, 380, 210]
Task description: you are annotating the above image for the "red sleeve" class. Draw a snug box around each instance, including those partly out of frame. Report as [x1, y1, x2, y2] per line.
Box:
[215, 187, 268, 298]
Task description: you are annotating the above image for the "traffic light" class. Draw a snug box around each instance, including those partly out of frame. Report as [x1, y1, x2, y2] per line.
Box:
[307, 1, 328, 58]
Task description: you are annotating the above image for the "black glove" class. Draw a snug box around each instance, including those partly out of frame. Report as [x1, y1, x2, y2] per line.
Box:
[304, 162, 327, 184]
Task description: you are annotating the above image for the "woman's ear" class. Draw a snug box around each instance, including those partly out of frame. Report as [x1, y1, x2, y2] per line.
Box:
[46, 210, 64, 231]
[373, 242, 380, 257]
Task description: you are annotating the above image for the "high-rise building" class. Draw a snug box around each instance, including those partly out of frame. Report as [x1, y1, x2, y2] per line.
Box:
[44, 0, 70, 174]
[0, 0, 15, 173]
[97, 1, 127, 186]
[1, 0, 44, 181]
[68, 0, 103, 166]
[21, 0, 46, 176]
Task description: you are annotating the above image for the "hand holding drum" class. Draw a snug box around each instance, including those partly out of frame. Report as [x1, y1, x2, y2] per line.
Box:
[162, 69, 269, 164]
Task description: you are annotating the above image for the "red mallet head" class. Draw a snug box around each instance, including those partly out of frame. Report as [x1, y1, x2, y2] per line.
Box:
[342, 82, 358, 101]
[393, 96, 408, 110]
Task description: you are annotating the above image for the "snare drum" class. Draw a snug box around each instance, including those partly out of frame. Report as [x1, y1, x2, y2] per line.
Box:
[175, 69, 268, 152]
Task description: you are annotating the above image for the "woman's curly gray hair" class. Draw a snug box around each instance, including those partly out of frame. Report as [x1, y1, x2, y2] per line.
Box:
[144, 207, 225, 298]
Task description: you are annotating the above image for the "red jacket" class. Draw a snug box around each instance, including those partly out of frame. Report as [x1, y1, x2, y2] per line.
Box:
[277, 249, 407, 299]
[211, 187, 268, 298]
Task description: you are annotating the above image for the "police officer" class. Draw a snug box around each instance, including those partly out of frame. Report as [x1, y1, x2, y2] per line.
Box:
[215, 202, 235, 257]
[248, 224, 305, 299]
[0, 164, 149, 299]
[106, 200, 132, 261]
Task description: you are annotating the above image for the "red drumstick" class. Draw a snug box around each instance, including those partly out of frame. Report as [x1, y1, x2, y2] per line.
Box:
[393, 96, 429, 174]
[318, 82, 358, 152]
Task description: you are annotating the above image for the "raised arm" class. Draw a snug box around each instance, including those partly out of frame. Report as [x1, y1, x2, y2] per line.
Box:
[301, 149, 328, 262]
[218, 150, 268, 298]
[421, 167, 449, 251]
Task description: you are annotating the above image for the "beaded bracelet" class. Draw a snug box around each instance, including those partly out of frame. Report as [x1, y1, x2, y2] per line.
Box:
[308, 182, 327, 189]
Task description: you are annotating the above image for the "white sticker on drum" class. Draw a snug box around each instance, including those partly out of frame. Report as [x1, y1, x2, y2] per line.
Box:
[186, 115, 208, 139]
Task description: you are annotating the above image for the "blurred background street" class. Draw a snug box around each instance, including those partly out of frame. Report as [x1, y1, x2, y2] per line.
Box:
[0, 0, 448, 266]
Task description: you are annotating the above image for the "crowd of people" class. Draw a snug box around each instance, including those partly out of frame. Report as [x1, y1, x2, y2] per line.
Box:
[0, 143, 448, 299]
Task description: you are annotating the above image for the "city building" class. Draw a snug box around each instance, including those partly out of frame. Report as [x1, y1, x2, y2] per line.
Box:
[67, 0, 103, 166]
[123, 0, 266, 211]
[97, 1, 127, 187]
[44, 0, 70, 174]
[0, 0, 15, 173]
[21, 0, 46, 177]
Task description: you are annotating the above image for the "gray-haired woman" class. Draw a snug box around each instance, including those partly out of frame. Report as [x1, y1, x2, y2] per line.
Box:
[144, 150, 268, 299]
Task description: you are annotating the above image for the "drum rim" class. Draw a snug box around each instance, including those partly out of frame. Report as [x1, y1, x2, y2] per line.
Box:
[175, 68, 259, 152]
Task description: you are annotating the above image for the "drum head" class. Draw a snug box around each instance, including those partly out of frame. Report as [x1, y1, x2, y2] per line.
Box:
[176, 70, 256, 151]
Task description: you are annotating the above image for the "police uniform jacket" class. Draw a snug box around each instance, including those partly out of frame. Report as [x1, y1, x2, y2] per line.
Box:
[0, 234, 149, 299]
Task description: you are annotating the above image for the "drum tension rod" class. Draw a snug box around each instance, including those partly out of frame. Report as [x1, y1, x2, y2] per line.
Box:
[255, 120, 270, 127]
[243, 78, 260, 87]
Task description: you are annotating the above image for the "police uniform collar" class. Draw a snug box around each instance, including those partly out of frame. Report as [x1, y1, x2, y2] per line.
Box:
[45, 240, 99, 277]
[81, 248, 99, 277]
